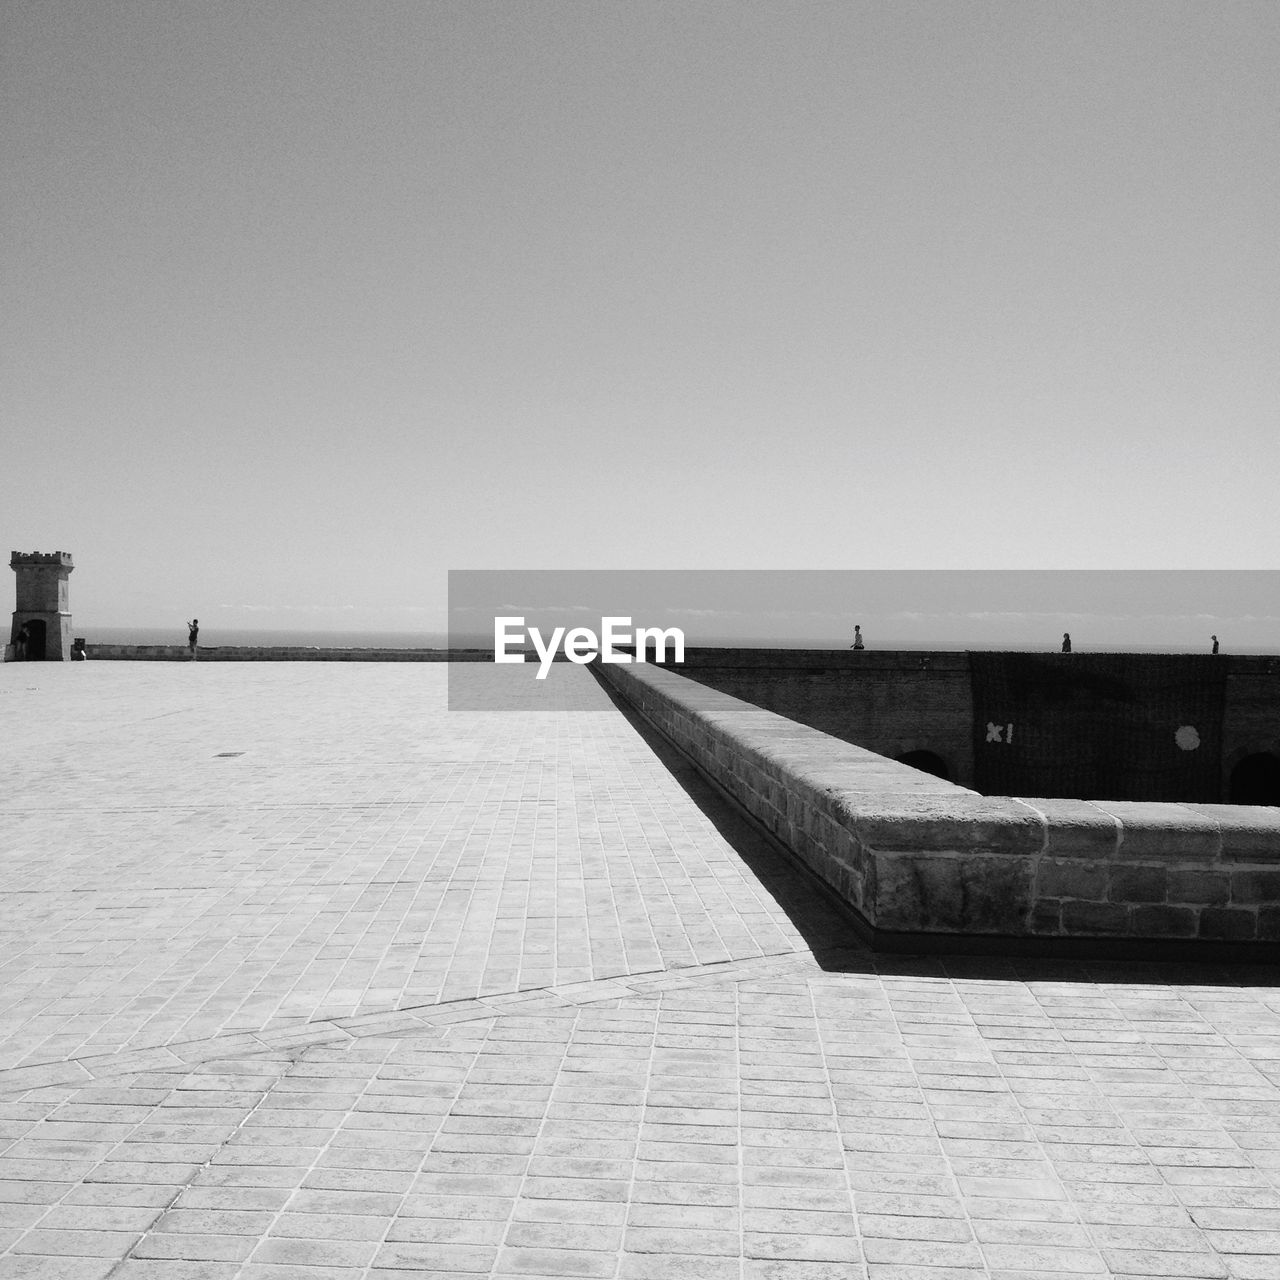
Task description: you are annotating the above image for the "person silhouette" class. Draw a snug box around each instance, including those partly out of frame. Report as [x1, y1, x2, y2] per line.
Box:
[187, 618, 199, 660]
[1211, 635, 1219, 655]
[1061, 632, 1072, 653]
[851, 625, 864, 650]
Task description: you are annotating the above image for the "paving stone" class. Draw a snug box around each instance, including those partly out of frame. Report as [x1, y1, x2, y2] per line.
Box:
[494, 1245, 618, 1276]
[239, 1267, 365, 1280]
[129, 1231, 259, 1262]
[8, 1227, 143, 1257]
[29, 1205, 160, 1233]
[246, 1236, 379, 1266]
[1100, 1249, 1230, 1277]
[625, 1225, 740, 1255]
[109, 1263, 239, 1279]
[743, 1264, 866, 1280]
[618, 1257, 740, 1279]
[373, 1240, 499, 1270]
[979, 1244, 1109, 1272]
[0, 1259, 118, 1279]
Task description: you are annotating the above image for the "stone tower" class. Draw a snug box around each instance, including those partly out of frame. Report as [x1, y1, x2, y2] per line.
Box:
[9, 551, 75, 661]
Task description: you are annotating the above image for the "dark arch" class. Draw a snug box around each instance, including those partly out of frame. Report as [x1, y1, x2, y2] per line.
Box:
[896, 749, 951, 782]
[1228, 752, 1280, 806]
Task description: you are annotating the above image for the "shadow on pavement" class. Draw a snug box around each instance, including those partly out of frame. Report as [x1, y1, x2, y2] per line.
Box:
[594, 669, 1280, 991]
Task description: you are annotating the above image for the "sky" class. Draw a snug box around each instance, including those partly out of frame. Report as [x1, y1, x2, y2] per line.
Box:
[3, 1, 1278, 638]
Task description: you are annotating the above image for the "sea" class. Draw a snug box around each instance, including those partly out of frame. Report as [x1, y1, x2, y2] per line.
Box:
[88, 627, 453, 649]
[80, 627, 1275, 655]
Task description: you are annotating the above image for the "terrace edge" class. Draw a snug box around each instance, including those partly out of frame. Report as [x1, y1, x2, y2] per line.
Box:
[595, 658, 1280, 958]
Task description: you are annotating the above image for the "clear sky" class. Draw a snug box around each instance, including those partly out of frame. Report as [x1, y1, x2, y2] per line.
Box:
[3, 2, 1277, 636]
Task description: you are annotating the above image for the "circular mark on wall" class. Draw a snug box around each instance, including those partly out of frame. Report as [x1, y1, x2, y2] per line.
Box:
[1175, 725, 1200, 751]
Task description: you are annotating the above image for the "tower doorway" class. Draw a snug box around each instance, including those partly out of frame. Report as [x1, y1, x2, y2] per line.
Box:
[22, 619, 47, 661]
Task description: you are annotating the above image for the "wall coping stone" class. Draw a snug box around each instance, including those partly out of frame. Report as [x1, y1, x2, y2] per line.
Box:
[662, 646, 1280, 672]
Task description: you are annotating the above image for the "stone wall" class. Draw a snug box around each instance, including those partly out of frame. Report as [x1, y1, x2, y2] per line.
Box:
[1223, 665, 1280, 782]
[597, 658, 1280, 956]
[671, 649, 976, 786]
[668, 648, 1280, 804]
[80, 645, 490, 662]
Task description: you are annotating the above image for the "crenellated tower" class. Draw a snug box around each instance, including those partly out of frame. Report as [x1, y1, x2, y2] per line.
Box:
[9, 551, 75, 661]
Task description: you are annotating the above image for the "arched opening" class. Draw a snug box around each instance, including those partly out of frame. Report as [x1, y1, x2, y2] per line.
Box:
[22, 619, 47, 661]
[1229, 752, 1280, 806]
[896, 749, 951, 782]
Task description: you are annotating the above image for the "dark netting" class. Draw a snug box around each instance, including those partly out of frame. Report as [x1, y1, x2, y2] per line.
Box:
[969, 653, 1227, 802]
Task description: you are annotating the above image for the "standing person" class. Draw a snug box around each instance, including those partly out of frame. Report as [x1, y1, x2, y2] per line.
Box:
[1061, 632, 1072, 653]
[1211, 635, 1219, 654]
[187, 618, 199, 660]
[851, 625, 864, 650]
[15, 624, 29, 661]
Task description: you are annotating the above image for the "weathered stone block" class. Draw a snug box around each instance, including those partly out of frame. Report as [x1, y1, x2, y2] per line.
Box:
[799, 799, 825, 844]
[763, 777, 786, 813]
[1061, 900, 1129, 935]
[1198, 908, 1257, 941]
[1028, 798, 1121, 859]
[757, 800, 786, 840]
[832, 860, 867, 913]
[1230, 869, 1280, 903]
[1108, 865, 1167, 904]
[846, 795, 1042, 856]
[1030, 898, 1063, 934]
[1182, 804, 1280, 863]
[1257, 908, 1280, 941]
[1095, 803, 1221, 861]
[1130, 905, 1197, 937]
[1167, 869, 1230, 906]
[1037, 859, 1108, 900]
[874, 853, 1034, 933]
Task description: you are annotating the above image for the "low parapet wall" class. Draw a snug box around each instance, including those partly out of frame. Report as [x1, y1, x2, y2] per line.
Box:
[80, 645, 492, 662]
[596, 659, 1280, 956]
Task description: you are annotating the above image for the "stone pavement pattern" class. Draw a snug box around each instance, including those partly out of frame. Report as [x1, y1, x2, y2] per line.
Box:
[1, 662, 1279, 1279]
[0, 664, 820, 1077]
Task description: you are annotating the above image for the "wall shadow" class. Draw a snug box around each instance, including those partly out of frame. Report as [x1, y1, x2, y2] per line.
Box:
[593, 668, 1280, 990]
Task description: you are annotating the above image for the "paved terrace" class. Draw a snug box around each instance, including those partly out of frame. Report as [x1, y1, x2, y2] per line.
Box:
[1, 661, 1279, 1280]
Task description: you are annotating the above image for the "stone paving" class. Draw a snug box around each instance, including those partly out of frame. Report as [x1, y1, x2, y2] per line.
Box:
[1, 661, 1279, 1279]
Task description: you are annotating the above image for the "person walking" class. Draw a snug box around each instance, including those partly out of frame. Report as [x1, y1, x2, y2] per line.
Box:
[187, 618, 199, 660]
[851, 625, 864, 650]
[1211, 635, 1219, 655]
[1061, 632, 1072, 653]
